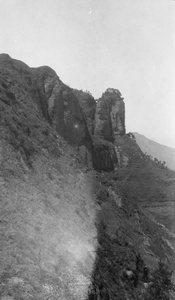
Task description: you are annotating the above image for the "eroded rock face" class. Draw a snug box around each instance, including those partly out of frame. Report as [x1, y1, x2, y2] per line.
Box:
[92, 88, 125, 171]
[94, 88, 125, 141]
[32, 67, 93, 152]
[0, 54, 92, 154]
[92, 138, 118, 171]
[73, 89, 96, 135]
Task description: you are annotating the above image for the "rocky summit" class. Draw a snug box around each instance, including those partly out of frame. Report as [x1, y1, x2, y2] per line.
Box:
[0, 54, 175, 300]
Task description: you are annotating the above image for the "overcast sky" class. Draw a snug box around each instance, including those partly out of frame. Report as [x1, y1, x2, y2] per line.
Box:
[0, 0, 175, 147]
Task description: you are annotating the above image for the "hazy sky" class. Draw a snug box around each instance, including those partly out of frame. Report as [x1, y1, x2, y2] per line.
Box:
[0, 0, 175, 147]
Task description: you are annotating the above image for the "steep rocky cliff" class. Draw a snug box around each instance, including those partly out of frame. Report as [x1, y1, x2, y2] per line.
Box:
[95, 88, 125, 140]
[72, 89, 96, 135]
[0, 54, 92, 152]
[0, 54, 127, 172]
[92, 88, 126, 171]
[0, 54, 175, 300]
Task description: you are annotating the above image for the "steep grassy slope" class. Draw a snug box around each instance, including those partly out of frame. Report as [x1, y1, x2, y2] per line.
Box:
[0, 131, 99, 300]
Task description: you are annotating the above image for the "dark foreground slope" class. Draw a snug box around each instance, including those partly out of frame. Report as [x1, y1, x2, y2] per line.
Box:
[0, 54, 175, 300]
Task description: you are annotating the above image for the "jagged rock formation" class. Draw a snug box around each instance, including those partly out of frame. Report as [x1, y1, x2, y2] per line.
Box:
[0, 54, 127, 172]
[0, 54, 92, 152]
[72, 89, 96, 135]
[92, 88, 126, 171]
[1, 54, 175, 300]
[33, 69, 92, 150]
[95, 88, 125, 141]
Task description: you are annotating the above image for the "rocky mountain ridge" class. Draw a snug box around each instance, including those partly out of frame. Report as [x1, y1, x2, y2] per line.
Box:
[0, 54, 175, 300]
[0, 53, 128, 172]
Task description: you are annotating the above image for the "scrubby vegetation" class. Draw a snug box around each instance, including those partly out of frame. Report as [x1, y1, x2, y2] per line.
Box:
[143, 261, 174, 300]
[146, 154, 168, 169]
[127, 132, 136, 141]
[88, 222, 174, 300]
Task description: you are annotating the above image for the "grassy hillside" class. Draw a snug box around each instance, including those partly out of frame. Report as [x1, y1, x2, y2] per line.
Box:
[0, 134, 100, 299]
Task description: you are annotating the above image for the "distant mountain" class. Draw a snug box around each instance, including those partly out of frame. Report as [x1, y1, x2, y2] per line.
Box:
[133, 132, 175, 170]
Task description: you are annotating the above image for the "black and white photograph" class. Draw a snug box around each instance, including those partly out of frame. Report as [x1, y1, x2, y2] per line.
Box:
[0, 1, 175, 299]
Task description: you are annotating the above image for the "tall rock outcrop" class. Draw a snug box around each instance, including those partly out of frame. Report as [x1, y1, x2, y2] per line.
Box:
[94, 88, 125, 141]
[92, 88, 126, 171]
